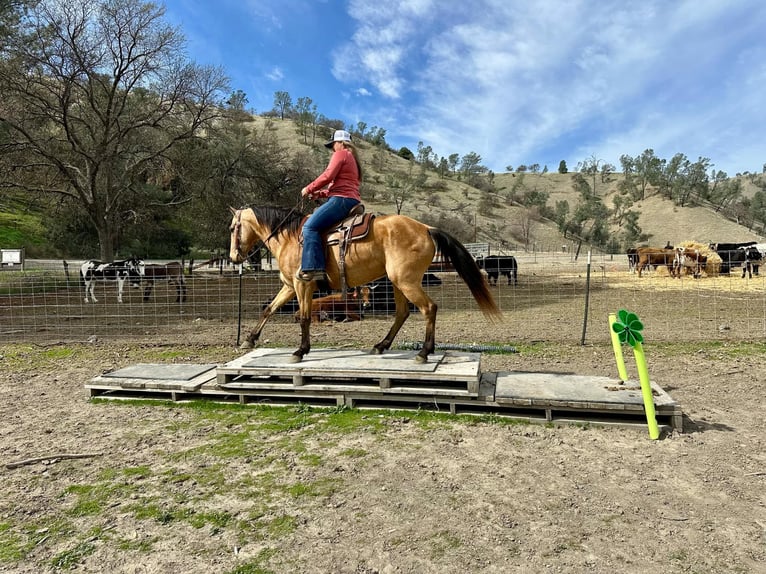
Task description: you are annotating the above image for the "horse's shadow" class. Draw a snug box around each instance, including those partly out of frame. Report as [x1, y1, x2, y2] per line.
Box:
[660, 385, 736, 434]
[679, 415, 735, 434]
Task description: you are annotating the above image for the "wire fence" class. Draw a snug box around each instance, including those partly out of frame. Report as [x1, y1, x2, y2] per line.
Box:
[2, 253, 765, 346]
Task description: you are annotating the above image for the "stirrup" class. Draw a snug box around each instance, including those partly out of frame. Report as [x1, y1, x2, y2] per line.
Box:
[295, 268, 326, 282]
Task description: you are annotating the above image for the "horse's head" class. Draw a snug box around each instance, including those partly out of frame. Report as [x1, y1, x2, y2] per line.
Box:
[229, 207, 257, 264]
[127, 257, 145, 288]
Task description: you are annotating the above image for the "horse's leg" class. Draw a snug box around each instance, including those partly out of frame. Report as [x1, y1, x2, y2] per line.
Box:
[180, 277, 187, 302]
[243, 284, 296, 349]
[399, 283, 438, 363]
[291, 282, 315, 362]
[84, 280, 92, 303]
[371, 286, 411, 356]
[143, 280, 153, 302]
[116, 277, 125, 303]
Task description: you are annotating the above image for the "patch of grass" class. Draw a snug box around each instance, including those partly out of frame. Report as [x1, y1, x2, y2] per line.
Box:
[285, 477, 339, 499]
[63, 484, 117, 517]
[50, 540, 96, 570]
[0, 523, 25, 562]
[338, 447, 368, 459]
[299, 452, 323, 466]
[226, 547, 280, 574]
[117, 536, 156, 552]
[429, 530, 463, 559]
[0, 344, 81, 370]
[265, 514, 297, 538]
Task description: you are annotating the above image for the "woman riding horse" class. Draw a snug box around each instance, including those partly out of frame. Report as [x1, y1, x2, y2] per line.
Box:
[296, 129, 362, 283]
[229, 206, 501, 364]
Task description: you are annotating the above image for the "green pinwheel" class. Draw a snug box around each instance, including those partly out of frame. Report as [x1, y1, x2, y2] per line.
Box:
[611, 309, 644, 347]
[608, 309, 659, 439]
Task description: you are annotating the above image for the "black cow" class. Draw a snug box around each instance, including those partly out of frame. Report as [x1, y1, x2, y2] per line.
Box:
[476, 255, 518, 286]
[80, 257, 144, 303]
[710, 242, 758, 274]
[364, 274, 442, 315]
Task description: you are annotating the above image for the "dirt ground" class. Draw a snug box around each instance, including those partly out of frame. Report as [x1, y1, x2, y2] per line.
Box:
[1, 312, 766, 573]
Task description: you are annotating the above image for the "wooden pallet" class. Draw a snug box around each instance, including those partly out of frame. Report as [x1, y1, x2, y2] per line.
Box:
[216, 348, 482, 396]
[85, 348, 683, 432]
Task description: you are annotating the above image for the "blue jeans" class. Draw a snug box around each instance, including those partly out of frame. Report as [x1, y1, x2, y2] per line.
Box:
[301, 196, 360, 271]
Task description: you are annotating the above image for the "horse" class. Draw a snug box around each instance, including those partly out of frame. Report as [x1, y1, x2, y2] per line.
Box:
[80, 258, 144, 303]
[142, 262, 187, 303]
[229, 206, 501, 363]
[294, 286, 372, 324]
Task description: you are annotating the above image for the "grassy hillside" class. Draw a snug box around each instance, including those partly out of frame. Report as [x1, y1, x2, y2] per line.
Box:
[257, 116, 764, 252]
[2, 115, 763, 258]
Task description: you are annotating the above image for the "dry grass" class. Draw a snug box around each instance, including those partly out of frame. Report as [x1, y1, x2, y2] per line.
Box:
[250, 116, 765, 252]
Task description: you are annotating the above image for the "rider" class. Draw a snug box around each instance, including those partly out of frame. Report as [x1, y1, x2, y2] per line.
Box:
[296, 129, 362, 282]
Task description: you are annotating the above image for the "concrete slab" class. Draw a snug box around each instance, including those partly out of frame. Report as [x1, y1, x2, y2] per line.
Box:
[494, 371, 676, 409]
[102, 364, 217, 381]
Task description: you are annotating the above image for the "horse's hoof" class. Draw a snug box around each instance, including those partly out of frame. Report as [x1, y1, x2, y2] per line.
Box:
[414, 354, 428, 364]
[370, 347, 383, 355]
[289, 353, 303, 363]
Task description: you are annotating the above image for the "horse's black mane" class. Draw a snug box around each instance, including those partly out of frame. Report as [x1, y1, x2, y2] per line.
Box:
[251, 205, 304, 236]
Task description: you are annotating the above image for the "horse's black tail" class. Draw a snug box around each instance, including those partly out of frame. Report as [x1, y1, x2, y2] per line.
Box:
[429, 229, 502, 321]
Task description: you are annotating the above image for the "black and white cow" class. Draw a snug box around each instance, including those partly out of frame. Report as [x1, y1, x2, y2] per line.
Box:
[476, 255, 518, 286]
[710, 242, 758, 275]
[80, 258, 145, 303]
[741, 245, 763, 279]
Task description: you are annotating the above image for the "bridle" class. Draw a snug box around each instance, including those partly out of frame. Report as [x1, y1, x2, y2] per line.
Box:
[231, 198, 306, 262]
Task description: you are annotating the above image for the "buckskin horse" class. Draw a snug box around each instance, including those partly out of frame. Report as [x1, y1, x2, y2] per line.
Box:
[229, 206, 501, 363]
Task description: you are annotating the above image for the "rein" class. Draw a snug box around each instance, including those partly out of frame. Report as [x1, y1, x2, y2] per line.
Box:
[234, 198, 306, 261]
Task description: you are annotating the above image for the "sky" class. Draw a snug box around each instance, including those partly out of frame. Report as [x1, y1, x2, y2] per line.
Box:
[161, 0, 766, 176]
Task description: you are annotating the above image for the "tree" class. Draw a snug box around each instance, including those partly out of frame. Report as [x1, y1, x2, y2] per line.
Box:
[0, 0, 229, 260]
[273, 91, 292, 119]
[227, 90, 248, 112]
[294, 96, 318, 144]
[397, 147, 414, 161]
[385, 161, 426, 214]
[558, 160, 568, 174]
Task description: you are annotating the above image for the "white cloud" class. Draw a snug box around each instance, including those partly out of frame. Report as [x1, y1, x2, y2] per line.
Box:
[336, 0, 766, 174]
[266, 67, 284, 82]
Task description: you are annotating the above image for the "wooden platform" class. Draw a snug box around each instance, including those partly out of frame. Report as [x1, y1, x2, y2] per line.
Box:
[85, 348, 683, 432]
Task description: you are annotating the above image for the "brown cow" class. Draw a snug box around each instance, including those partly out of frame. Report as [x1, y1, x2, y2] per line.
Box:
[672, 248, 707, 278]
[635, 247, 676, 277]
[294, 287, 371, 324]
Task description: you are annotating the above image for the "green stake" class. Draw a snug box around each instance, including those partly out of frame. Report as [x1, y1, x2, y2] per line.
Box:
[608, 313, 629, 382]
[611, 309, 661, 440]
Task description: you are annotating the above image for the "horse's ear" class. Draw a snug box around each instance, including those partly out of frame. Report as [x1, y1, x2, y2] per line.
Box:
[229, 206, 237, 216]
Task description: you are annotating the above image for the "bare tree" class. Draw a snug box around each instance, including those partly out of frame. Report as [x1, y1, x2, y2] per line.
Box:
[0, 0, 228, 260]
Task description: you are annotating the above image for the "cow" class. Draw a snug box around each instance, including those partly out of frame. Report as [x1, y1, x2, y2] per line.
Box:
[710, 242, 758, 274]
[80, 257, 145, 303]
[741, 245, 763, 279]
[672, 248, 707, 278]
[365, 274, 442, 314]
[142, 262, 187, 303]
[635, 247, 675, 277]
[476, 255, 518, 286]
[294, 286, 372, 324]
